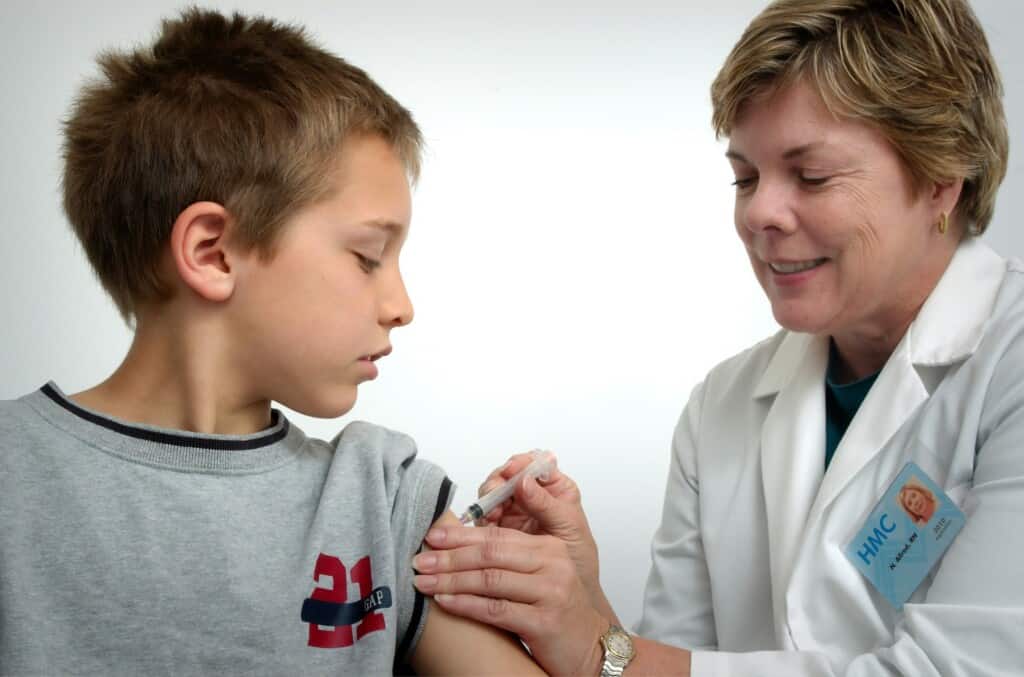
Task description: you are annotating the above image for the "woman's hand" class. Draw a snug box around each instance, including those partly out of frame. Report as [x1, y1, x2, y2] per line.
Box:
[413, 460, 622, 674]
[471, 453, 604, 602]
[412, 505, 608, 675]
[473, 452, 580, 531]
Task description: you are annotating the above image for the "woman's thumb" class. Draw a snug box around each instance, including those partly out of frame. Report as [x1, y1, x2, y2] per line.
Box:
[517, 475, 581, 537]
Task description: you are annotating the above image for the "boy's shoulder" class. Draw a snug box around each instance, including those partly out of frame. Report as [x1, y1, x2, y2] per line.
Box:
[299, 418, 423, 480]
[319, 418, 452, 518]
[328, 419, 417, 464]
[0, 390, 32, 413]
[0, 385, 53, 434]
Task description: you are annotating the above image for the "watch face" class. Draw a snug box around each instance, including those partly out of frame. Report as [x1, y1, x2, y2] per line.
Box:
[607, 633, 633, 658]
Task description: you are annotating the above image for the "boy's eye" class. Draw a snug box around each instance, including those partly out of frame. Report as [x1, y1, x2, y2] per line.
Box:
[354, 252, 381, 273]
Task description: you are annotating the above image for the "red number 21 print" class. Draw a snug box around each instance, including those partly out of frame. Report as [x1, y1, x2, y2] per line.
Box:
[307, 554, 387, 648]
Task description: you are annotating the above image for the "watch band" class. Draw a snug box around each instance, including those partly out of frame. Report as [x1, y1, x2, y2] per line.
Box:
[599, 624, 635, 677]
[600, 662, 627, 677]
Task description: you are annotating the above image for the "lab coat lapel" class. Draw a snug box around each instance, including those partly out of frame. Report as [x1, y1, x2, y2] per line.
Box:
[758, 332, 828, 630]
[807, 338, 928, 524]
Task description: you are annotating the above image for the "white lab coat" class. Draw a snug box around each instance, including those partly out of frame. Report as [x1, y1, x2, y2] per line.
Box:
[637, 239, 1024, 676]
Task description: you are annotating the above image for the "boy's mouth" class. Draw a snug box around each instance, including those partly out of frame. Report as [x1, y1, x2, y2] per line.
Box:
[361, 346, 392, 362]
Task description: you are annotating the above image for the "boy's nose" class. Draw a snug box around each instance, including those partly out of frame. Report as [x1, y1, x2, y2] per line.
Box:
[381, 273, 414, 328]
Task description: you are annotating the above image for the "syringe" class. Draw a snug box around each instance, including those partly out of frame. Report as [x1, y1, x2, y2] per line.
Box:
[459, 450, 556, 524]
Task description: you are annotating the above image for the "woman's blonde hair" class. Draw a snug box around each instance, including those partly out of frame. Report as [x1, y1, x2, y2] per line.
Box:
[711, 0, 1008, 235]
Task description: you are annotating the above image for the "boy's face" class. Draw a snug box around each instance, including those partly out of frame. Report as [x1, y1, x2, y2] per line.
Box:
[228, 134, 414, 417]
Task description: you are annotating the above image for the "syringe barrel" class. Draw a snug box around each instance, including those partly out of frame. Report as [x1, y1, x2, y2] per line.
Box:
[470, 449, 556, 520]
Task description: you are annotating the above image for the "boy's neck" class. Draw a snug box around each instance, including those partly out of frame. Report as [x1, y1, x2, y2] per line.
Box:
[71, 310, 273, 436]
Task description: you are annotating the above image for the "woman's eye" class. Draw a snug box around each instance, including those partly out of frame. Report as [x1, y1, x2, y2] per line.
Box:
[800, 174, 830, 186]
[354, 252, 381, 273]
[732, 176, 757, 190]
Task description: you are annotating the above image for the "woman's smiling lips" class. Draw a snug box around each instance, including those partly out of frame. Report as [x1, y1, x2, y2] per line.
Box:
[765, 257, 829, 286]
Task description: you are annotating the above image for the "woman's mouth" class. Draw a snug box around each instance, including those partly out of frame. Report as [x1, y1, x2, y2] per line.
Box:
[768, 258, 828, 274]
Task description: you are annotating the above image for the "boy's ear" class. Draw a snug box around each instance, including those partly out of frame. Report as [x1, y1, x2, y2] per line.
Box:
[169, 201, 237, 303]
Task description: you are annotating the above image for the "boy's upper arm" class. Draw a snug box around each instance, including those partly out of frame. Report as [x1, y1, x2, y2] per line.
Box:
[409, 511, 545, 676]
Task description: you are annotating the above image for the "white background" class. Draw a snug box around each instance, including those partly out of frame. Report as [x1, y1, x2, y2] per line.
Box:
[2, 1, 1021, 629]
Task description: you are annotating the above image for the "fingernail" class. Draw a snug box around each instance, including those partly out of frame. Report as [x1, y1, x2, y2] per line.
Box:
[522, 476, 535, 497]
[426, 528, 446, 544]
[434, 593, 453, 604]
[413, 552, 437, 570]
[414, 575, 437, 591]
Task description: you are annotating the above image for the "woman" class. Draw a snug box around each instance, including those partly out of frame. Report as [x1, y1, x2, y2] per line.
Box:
[412, 0, 1021, 674]
[898, 483, 938, 526]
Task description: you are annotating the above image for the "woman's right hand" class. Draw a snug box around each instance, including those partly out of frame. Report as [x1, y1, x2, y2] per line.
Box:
[414, 469, 617, 675]
[471, 453, 611, 618]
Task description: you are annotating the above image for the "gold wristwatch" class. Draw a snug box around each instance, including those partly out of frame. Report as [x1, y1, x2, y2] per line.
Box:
[599, 624, 636, 677]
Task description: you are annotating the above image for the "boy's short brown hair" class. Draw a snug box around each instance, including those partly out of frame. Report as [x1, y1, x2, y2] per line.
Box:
[62, 7, 423, 320]
[710, 0, 1008, 235]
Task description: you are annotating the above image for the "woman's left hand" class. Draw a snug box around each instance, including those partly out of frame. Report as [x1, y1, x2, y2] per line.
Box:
[413, 478, 610, 676]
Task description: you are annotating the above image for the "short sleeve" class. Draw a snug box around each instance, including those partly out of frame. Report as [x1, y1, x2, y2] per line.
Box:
[390, 455, 453, 666]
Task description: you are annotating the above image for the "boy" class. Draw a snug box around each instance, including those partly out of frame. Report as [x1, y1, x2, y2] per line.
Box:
[0, 8, 541, 675]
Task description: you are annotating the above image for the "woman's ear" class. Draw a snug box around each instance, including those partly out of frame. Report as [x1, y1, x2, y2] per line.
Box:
[169, 201, 237, 303]
[930, 177, 965, 224]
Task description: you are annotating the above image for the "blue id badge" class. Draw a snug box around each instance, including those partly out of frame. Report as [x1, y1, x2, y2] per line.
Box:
[844, 461, 965, 609]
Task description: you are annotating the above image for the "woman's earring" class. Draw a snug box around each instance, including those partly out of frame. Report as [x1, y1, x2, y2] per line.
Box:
[938, 212, 948, 235]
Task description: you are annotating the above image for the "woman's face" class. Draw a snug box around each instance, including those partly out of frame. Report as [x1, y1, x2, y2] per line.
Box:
[902, 487, 932, 518]
[727, 79, 957, 340]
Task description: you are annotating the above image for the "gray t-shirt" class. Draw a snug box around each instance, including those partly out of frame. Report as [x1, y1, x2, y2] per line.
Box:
[0, 384, 453, 676]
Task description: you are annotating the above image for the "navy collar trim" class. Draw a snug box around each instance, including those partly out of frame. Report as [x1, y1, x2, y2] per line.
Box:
[39, 383, 289, 451]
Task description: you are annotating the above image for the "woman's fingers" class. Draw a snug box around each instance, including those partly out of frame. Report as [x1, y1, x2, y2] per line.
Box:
[476, 452, 536, 496]
[428, 594, 543, 639]
[423, 524, 534, 550]
[473, 452, 581, 529]
[512, 475, 587, 538]
[477, 451, 573, 497]
[421, 549, 611, 677]
[415, 530, 545, 575]
[415, 568, 545, 604]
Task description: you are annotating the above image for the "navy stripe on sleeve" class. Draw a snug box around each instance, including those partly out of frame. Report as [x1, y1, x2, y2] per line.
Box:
[395, 476, 453, 672]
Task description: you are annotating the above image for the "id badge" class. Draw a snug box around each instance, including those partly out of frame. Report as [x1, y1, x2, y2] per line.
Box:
[844, 461, 965, 609]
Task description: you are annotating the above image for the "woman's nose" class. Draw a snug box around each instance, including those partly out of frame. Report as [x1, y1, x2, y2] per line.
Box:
[739, 178, 797, 236]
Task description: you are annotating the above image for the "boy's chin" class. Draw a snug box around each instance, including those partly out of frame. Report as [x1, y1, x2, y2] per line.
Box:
[283, 386, 358, 419]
